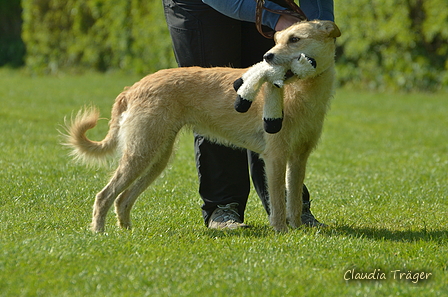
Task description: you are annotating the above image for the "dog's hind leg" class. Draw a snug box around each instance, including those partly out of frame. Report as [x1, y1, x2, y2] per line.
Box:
[91, 152, 155, 232]
[114, 140, 175, 229]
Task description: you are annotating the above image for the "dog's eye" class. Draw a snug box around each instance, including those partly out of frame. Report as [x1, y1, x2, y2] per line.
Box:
[289, 37, 300, 43]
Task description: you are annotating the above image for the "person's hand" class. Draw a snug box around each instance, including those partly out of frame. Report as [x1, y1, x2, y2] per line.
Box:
[275, 15, 301, 31]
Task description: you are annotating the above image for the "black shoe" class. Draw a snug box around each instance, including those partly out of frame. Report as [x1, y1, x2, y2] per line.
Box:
[301, 200, 327, 227]
[208, 203, 250, 230]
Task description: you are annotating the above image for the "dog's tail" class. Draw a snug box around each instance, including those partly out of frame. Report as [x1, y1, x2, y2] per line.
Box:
[63, 92, 127, 165]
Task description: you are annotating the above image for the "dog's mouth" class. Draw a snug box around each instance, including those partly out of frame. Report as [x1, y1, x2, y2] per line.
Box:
[283, 54, 317, 81]
[284, 70, 295, 80]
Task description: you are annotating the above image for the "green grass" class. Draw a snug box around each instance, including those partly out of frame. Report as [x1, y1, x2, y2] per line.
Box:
[0, 68, 447, 296]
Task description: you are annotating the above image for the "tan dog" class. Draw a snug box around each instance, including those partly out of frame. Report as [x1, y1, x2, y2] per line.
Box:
[65, 20, 341, 232]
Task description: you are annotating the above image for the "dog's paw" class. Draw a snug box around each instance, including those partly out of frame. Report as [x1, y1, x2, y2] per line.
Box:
[270, 215, 289, 232]
[90, 223, 105, 233]
[287, 217, 302, 229]
[291, 53, 317, 79]
[234, 95, 252, 113]
[273, 224, 289, 233]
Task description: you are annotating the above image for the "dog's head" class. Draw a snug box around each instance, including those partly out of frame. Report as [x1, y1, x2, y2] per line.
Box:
[263, 21, 341, 75]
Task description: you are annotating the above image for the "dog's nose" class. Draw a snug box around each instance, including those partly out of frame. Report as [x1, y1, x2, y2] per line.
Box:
[263, 53, 275, 62]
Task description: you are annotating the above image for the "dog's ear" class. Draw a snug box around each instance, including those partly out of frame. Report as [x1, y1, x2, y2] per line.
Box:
[318, 21, 341, 38]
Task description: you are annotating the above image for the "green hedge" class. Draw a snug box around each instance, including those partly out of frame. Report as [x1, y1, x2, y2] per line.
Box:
[335, 0, 448, 91]
[21, 0, 448, 91]
[22, 0, 176, 74]
[0, 0, 25, 67]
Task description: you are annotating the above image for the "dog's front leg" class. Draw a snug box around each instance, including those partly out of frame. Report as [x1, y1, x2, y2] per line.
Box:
[264, 155, 288, 232]
[285, 155, 308, 228]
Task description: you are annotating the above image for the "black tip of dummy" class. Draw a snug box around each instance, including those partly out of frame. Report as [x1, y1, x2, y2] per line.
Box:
[264, 118, 283, 134]
[234, 95, 252, 113]
[233, 77, 244, 91]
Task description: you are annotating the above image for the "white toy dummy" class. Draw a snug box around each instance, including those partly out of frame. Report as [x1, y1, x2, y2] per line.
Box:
[234, 53, 317, 133]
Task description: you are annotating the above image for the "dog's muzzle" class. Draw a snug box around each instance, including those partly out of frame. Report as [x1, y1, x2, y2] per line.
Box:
[263, 52, 275, 63]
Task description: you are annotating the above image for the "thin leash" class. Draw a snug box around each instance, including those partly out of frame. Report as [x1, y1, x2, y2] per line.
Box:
[255, 0, 308, 38]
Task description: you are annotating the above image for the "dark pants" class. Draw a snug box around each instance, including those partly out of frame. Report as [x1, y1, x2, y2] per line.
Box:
[163, 0, 310, 225]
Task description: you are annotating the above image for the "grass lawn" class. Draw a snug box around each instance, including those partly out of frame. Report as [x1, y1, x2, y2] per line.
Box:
[0, 68, 447, 296]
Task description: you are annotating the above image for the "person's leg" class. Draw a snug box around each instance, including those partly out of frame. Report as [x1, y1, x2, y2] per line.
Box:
[195, 136, 250, 224]
[163, 0, 242, 67]
[163, 0, 250, 225]
[237, 22, 276, 217]
[239, 21, 276, 67]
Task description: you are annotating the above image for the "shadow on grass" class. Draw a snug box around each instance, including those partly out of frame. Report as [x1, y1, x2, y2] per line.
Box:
[201, 223, 447, 244]
[202, 224, 276, 239]
[324, 224, 447, 244]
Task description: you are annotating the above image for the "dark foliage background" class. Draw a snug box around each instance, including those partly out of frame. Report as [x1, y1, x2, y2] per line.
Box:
[1, 0, 447, 91]
[0, 0, 25, 67]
